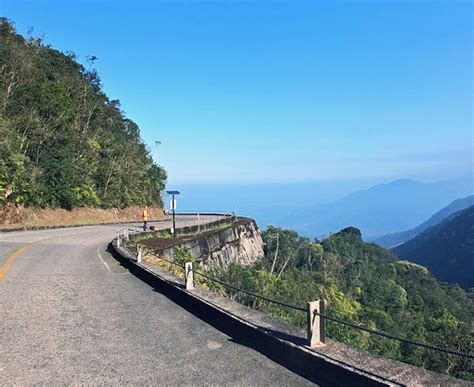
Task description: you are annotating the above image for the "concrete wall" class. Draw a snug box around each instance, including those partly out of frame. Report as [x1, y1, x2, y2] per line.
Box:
[140, 217, 264, 271]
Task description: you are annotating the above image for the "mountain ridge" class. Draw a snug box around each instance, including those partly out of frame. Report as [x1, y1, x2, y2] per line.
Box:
[371, 195, 474, 248]
[280, 174, 473, 239]
[393, 205, 474, 289]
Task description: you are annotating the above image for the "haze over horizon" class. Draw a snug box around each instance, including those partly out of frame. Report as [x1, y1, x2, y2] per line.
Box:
[4, 0, 472, 185]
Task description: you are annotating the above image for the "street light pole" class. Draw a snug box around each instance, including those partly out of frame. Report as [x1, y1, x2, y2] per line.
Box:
[151, 140, 161, 159]
[166, 190, 180, 236]
[172, 193, 176, 234]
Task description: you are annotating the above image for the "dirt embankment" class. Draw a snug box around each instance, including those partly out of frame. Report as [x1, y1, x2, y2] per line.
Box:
[0, 206, 166, 231]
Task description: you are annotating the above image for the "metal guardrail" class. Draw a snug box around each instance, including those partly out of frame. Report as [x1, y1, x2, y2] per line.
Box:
[116, 213, 237, 242]
[172, 211, 235, 216]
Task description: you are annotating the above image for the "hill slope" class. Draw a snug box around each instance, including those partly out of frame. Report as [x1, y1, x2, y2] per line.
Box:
[0, 19, 166, 210]
[393, 205, 474, 289]
[210, 226, 474, 380]
[372, 195, 474, 248]
[280, 176, 473, 239]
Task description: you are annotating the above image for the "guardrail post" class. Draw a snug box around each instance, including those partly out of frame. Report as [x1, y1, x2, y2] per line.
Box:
[307, 300, 326, 347]
[117, 231, 121, 247]
[137, 246, 143, 263]
[185, 262, 194, 290]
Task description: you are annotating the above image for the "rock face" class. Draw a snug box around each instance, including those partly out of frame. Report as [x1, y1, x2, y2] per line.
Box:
[142, 218, 264, 270]
[184, 219, 264, 270]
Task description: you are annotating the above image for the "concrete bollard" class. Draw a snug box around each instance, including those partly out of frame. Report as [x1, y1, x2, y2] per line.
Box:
[137, 246, 143, 263]
[185, 262, 194, 290]
[117, 232, 121, 247]
[307, 300, 326, 347]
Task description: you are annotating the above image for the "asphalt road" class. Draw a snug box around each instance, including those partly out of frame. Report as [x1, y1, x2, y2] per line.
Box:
[0, 216, 313, 385]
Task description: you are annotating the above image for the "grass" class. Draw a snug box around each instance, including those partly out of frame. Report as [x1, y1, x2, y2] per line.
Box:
[0, 206, 167, 230]
[129, 221, 237, 251]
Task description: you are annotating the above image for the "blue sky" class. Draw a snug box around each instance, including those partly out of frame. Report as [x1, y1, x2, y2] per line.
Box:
[3, 0, 472, 185]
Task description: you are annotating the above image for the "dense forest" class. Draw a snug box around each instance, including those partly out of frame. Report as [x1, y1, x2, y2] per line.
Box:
[394, 205, 474, 290]
[0, 19, 166, 210]
[201, 226, 473, 380]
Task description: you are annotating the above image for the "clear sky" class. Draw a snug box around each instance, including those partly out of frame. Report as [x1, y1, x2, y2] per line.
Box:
[3, 0, 472, 185]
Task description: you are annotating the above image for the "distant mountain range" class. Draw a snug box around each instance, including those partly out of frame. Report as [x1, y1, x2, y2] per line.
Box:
[280, 174, 473, 239]
[393, 205, 474, 289]
[371, 195, 474, 248]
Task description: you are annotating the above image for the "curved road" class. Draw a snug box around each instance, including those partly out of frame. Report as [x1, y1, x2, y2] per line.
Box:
[0, 216, 312, 385]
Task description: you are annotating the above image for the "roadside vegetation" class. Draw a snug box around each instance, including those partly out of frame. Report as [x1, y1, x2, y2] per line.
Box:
[0, 205, 166, 230]
[0, 19, 166, 215]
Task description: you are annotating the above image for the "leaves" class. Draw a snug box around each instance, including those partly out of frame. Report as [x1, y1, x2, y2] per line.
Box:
[0, 18, 167, 210]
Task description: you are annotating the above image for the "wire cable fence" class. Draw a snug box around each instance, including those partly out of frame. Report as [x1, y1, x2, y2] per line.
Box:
[140, 248, 185, 269]
[193, 269, 306, 313]
[134, 245, 474, 361]
[192, 266, 473, 360]
[311, 310, 473, 359]
[151, 254, 184, 269]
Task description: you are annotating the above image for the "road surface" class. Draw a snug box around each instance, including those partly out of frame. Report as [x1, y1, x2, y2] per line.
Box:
[0, 216, 312, 385]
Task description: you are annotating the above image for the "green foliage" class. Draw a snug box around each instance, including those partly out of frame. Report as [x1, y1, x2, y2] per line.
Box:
[173, 246, 194, 266]
[156, 230, 172, 239]
[394, 205, 474, 289]
[209, 225, 473, 380]
[69, 186, 102, 207]
[128, 234, 154, 246]
[0, 18, 166, 210]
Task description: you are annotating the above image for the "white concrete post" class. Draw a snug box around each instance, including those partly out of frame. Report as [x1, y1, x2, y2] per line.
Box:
[307, 300, 326, 347]
[117, 231, 121, 247]
[185, 262, 194, 290]
[137, 246, 143, 263]
[125, 229, 129, 241]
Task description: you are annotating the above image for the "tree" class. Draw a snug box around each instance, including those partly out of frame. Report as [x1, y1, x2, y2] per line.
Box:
[0, 18, 167, 210]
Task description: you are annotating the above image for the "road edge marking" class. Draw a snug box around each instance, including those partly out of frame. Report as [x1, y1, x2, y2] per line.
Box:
[0, 228, 118, 282]
[0, 218, 204, 282]
[96, 245, 111, 271]
[0, 241, 37, 282]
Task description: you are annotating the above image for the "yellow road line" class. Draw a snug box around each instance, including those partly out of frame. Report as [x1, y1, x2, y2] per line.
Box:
[0, 241, 38, 282]
[0, 228, 105, 282]
[0, 220, 198, 282]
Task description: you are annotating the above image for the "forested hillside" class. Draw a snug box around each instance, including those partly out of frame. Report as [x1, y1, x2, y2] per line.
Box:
[0, 19, 166, 210]
[205, 226, 474, 380]
[394, 206, 474, 290]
